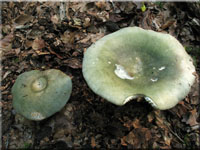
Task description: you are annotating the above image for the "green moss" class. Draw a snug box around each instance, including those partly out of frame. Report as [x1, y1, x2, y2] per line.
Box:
[23, 142, 32, 150]
[154, 2, 164, 9]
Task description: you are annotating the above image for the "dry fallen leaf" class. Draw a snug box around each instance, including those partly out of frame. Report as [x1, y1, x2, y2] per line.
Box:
[147, 112, 155, 123]
[14, 14, 33, 25]
[189, 74, 200, 105]
[83, 17, 91, 28]
[78, 34, 91, 44]
[15, 48, 21, 55]
[123, 120, 133, 130]
[95, 1, 107, 10]
[121, 136, 127, 146]
[141, 128, 152, 141]
[124, 131, 139, 147]
[132, 119, 141, 129]
[161, 19, 176, 30]
[154, 110, 169, 131]
[123, 128, 151, 148]
[63, 58, 82, 69]
[91, 137, 96, 148]
[61, 31, 75, 44]
[35, 50, 50, 55]
[0, 33, 13, 52]
[32, 37, 45, 50]
[90, 33, 105, 43]
[46, 46, 63, 59]
[24, 40, 33, 49]
[53, 129, 65, 139]
[123, 118, 141, 130]
[51, 15, 59, 24]
[186, 109, 199, 126]
[164, 135, 171, 146]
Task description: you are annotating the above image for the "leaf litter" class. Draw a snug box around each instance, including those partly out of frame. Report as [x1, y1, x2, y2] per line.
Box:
[1, 2, 200, 149]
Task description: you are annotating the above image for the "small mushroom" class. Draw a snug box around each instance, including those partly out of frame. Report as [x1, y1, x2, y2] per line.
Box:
[82, 27, 196, 110]
[12, 69, 72, 121]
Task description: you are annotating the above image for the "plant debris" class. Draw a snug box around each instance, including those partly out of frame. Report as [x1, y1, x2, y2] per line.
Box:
[1, 2, 199, 149]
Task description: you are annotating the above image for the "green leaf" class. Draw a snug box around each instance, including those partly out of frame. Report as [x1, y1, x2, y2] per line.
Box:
[23, 142, 31, 149]
[141, 3, 146, 12]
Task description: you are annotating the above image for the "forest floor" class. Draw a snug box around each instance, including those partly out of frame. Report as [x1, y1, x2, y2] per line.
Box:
[1, 2, 200, 149]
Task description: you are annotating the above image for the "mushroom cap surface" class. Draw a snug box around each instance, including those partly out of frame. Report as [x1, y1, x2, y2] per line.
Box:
[12, 69, 72, 120]
[82, 27, 196, 110]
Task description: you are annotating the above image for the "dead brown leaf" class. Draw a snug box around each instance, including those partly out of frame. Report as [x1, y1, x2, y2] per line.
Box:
[124, 131, 139, 147]
[61, 31, 75, 44]
[147, 112, 155, 123]
[175, 102, 189, 118]
[35, 50, 50, 55]
[90, 33, 105, 43]
[163, 134, 172, 146]
[0, 33, 13, 52]
[83, 17, 91, 28]
[132, 119, 141, 129]
[69, 2, 88, 13]
[95, 1, 107, 10]
[63, 58, 82, 69]
[15, 48, 21, 55]
[186, 109, 199, 126]
[14, 14, 33, 25]
[109, 13, 124, 22]
[83, 48, 87, 53]
[123, 118, 142, 130]
[51, 15, 59, 24]
[53, 129, 65, 139]
[140, 10, 152, 30]
[91, 137, 96, 148]
[24, 40, 33, 49]
[78, 35, 91, 44]
[161, 19, 176, 30]
[0, 82, 10, 91]
[189, 73, 200, 105]
[1, 25, 11, 36]
[160, 145, 171, 149]
[121, 136, 127, 146]
[97, 11, 109, 22]
[142, 128, 152, 141]
[32, 37, 45, 50]
[2, 71, 11, 80]
[88, 10, 109, 22]
[16, 61, 29, 73]
[46, 46, 63, 59]
[123, 120, 133, 130]
[122, 128, 152, 148]
[154, 110, 169, 131]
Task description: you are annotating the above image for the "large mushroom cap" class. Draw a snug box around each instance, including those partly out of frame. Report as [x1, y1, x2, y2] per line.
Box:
[12, 69, 72, 121]
[82, 27, 196, 110]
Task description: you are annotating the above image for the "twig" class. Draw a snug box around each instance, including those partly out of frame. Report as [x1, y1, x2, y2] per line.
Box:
[5, 132, 10, 149]
[187, 124, 200, 132]
[59, 2, 66, 21]
[46, 46, 63, 59]
[165, 123, 185, 143]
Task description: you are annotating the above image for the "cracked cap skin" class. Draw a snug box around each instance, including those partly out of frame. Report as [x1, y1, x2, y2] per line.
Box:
[12, 69, 72, 121]
[82, 27, 196, 110]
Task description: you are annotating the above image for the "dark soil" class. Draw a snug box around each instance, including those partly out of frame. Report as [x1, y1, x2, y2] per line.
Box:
[1, 2, 200, 149]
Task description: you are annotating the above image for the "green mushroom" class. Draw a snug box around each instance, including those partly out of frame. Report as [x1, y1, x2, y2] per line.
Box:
[82, 27, 196, 110]
[12, 69, 72, 121]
